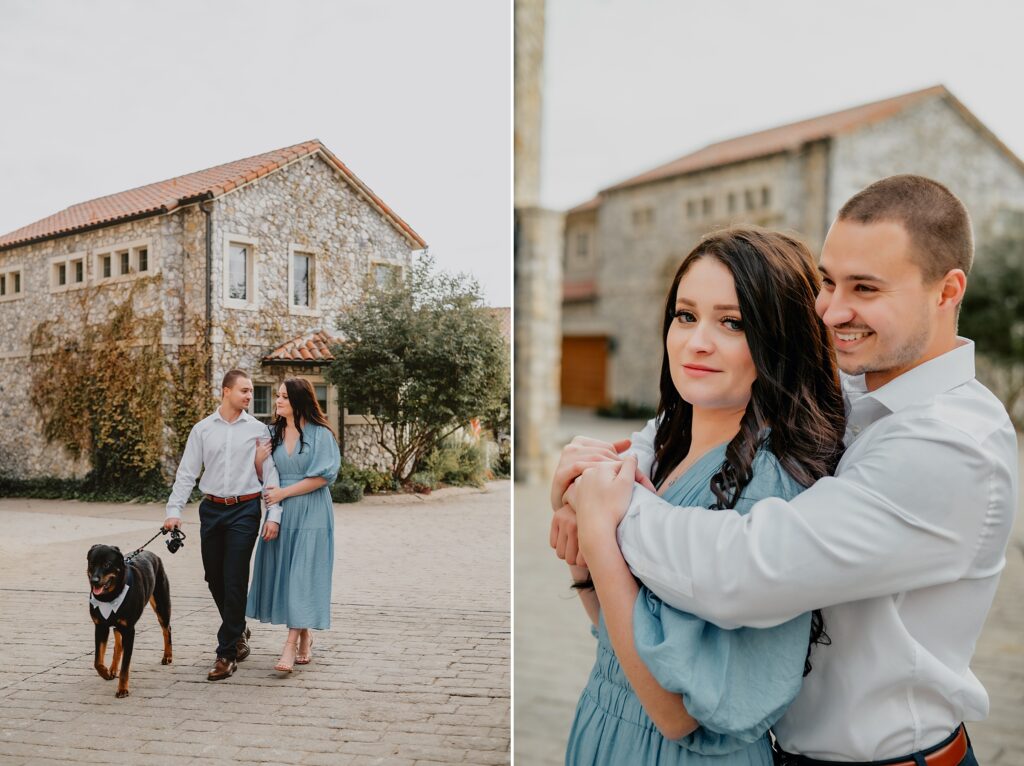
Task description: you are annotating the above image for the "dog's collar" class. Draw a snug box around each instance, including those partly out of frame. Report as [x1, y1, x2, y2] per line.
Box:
[89, 567, 132, 619]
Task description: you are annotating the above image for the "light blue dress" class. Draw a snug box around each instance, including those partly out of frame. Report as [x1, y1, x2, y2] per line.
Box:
[246, 423, 340, 630]
[566, 444, 812, 765]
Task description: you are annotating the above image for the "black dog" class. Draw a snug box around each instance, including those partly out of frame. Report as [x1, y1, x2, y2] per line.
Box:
[87, 545, 172, 697]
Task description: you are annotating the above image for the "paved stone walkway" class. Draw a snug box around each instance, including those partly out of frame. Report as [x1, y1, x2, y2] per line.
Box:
[515, 410, 1024, 765]
[0, 482, 510, 766]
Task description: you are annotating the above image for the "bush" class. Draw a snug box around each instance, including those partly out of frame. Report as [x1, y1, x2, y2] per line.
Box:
[339, 462, 399, 495]
[330, 478, 363, 504]
[406, 471, 438, 494]
[424, 440, 486, 488]
[596, 399, 657, 420]
[0, 473, 171, 503]
[492, 440, 511, 479]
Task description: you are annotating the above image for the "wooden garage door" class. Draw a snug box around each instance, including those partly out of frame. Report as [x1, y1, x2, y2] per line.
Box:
[561, 336, 608, 408]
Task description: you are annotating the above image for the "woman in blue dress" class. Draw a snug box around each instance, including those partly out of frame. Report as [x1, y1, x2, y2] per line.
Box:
[559, 228, 847, 764]
[248, 377, 340, 672]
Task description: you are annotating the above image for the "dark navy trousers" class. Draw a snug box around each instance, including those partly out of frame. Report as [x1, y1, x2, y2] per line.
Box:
[199, 497, 261, 660]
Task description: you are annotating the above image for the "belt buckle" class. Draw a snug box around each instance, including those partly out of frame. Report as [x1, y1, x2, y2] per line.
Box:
[225, 495, 237, 505]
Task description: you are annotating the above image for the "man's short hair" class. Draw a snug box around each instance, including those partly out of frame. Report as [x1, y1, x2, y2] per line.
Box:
[221, 369, 251, 390]
[838, 175, 973, 282]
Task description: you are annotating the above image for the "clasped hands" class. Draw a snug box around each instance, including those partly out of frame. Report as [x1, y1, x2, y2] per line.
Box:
[549, 437, 656, 567]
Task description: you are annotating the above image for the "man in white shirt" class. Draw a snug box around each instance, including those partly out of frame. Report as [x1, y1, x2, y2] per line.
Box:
[552, 175, 1017, 765]
[164, 369, 283, 681]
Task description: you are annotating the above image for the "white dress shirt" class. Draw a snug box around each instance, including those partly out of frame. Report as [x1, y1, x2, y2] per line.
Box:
[165, 408, 284, 524]
[616, 339, 1018, 760]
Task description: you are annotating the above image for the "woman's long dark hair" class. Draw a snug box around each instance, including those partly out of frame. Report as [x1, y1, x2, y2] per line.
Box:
[654, 227, 846, 674]
[270, 378, 337, 454]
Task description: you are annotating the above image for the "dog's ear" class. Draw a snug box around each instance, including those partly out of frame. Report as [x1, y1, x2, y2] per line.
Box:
[88, 544, 101, 557]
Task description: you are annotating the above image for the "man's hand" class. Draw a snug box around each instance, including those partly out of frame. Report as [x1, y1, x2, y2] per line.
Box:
[575, 455, 638, 556]
[550, 504, 586, 567]
[261, 521, 280, 541]
[551, 436, 632, 511]
[163, 517, 181, 531]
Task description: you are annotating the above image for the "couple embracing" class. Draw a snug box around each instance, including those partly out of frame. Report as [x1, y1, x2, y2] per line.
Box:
[163, 371, 340, 680]
[552, 175, 1017, 766]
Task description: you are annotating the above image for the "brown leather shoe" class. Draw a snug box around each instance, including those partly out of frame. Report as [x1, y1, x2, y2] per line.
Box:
[236, 628, 251, 662]
[207, 656, 237, 681]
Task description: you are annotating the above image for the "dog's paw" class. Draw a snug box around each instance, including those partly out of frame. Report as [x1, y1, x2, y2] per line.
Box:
[115, 688, 130, 698]
[95, 666, 116, 681]
[161, 656, 172, 665]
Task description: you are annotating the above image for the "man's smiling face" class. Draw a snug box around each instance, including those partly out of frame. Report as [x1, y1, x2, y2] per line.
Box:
[815, 219, 939, 390]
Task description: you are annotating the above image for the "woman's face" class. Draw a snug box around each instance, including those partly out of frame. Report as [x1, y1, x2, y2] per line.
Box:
[666, 256, 757, 411]
[275, 385, 292, 419]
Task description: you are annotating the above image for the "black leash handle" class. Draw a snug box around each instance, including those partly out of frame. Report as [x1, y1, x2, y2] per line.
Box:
[124, 528, 166, 563]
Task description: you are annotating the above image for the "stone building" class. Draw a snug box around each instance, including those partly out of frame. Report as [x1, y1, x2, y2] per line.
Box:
[561, 85, 1024, 408]
[0, 140, 425, 479]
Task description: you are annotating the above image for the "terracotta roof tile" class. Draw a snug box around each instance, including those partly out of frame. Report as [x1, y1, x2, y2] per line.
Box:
[0, 139, 426, 250]
[263, 330, 342, 365]
[605, 85, 949, 193]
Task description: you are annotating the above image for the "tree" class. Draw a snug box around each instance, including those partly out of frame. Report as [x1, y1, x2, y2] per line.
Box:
[327, 253, 510, 480]
[960, 231, 1024, 428]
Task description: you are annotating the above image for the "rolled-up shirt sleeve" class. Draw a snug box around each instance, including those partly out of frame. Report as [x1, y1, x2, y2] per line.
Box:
[166, 425, 203, 519]
[617, 418, 1010, 629]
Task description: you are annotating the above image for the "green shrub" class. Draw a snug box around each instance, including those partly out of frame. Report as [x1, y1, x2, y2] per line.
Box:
[492, 440, 511, 479]
[330, 478, 363, 504]
[424, 440, 486, 488]
[406, 471, 438, 494]
[0, 473, 170, 503]
[340, 462, 398, 494]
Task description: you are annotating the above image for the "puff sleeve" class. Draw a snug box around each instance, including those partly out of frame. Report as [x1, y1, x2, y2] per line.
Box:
[306, 425, 341, 483]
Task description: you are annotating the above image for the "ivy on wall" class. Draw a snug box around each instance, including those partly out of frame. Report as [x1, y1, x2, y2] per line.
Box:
[27, 280, 214, 498]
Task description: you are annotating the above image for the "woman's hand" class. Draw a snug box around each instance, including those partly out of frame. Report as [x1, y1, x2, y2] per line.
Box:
[574, 455, 638, 558]
[550, 436, 632, 511]
[261, 521, 280, 541]
[263, 486, 288, 506]
[255, 438, 272, 469]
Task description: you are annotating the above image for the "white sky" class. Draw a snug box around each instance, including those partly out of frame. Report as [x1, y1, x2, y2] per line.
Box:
[541, 0, 1024, 210]
[0, 0, 511, 306]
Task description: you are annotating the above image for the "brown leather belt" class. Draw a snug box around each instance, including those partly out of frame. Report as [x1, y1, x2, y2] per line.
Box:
[777, 725, 968, 766]
[204, 492, 262, 505]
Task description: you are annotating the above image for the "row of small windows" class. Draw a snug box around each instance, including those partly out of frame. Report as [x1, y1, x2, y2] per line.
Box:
[0, 269, 22, 301]
[687, 186, 773, 221]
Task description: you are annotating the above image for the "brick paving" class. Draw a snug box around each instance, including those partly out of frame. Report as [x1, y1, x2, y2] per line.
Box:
[0, 482, 510, 766]
[514, 410, 1024, 765]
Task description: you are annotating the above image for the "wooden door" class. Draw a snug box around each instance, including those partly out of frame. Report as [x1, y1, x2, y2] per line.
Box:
[561, 336, 608, 408]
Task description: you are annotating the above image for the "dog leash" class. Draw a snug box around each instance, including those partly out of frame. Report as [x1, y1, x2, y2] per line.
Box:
[124, 529, 167, 563]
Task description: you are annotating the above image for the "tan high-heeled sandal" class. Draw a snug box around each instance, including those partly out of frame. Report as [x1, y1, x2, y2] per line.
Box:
[275, 640, 298, 673]
[296, 631, 314, 665]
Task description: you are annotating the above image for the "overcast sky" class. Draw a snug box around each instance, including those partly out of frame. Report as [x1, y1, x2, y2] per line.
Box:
[542, 0, 1024, 210]
[0, 0, 511, 306]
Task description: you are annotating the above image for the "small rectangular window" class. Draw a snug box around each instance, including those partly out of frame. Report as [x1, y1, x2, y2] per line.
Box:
[75, 260, 84, 283]
[745, 189, 756, 211]
[0, 275, 5, 296]
[58, 264, 66, 286]
[102, 255, 111, 278]
[576, 232, 589, 259]
[702, 197, 713, 216]
[762, 187, 771, 208]
[687, 200, 697, 219]
[119, 250, 130, 274]
[293, 253, 310, 307]
[314, 384, 328, 415]
[728, 192, 737, 213]
[13, 272, 19, 293]
[138, 247, 148, 272]
[253, 385, 272, 418]
[229, 244, 248, 300]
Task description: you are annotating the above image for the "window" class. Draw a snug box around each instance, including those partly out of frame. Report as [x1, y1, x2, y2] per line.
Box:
[702, 197, 713, 216]
[632, 207, 654, 231]
[576, 232, 590, 260]
[372, 262, 402, 289]
[288, 246, 318, 314]
[93, 241, 152, 283]
[314, 384, 328, 415]
[745, 189, 756, 211]
[224, 234, 258, 309]
[761, 186, 772, 208]
[687, 200, 697, 220]
[229, 244, 248, 300]
[50, 252, 88, 292]
[0, 268, 23, 302]
[728, 192, 737, 213]
[252, 384, 273, 422]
